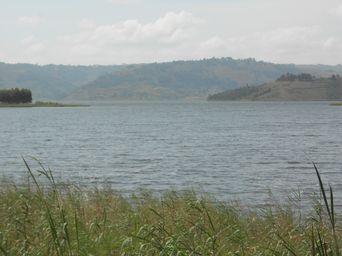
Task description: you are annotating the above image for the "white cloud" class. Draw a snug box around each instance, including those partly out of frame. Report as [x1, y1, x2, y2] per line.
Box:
[5, 2, 342, 65]
[19, 11, 203, 64]
[13, 21, 342, 65]
[19, 35, 46, 61]
[261, 26, 318, 46]
[195, 26, 342, 64]
[107, 0, 141, 5]
[200, 36, 226, 50]
[64, 11, 201, 47]
[331, 4, 342, 16]
[17, 16, 43, 26]
[78, 19, 97, 30]
[21, 35, 36, 45]
[27, 43, 45, 53]
[90, 11, 201, 44]
[323, 37, 339, 49]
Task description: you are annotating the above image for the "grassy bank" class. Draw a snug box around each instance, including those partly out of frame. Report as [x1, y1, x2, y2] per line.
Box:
[0, 101, 89, 108]
[331, 102, 342, 106]
[0, 161, 340, 255]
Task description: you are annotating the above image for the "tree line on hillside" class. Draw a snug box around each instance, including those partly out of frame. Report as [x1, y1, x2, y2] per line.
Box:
[276, 73, 316, 82]
[277, 73, 342, 82]
[0, 88, 32, 104]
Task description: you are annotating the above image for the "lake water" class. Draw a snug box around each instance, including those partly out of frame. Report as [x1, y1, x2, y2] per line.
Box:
[1, 101, 342, 206]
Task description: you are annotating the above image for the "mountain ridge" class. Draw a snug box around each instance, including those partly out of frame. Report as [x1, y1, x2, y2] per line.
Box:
[1, 58, 342, 101]
[67, 58, 342, 101]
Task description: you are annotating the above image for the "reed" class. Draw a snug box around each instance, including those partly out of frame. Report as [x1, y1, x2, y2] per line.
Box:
[0, 160, 340, 255]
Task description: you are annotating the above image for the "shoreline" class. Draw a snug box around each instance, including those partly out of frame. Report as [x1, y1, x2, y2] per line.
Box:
[0, 101, 90, 108]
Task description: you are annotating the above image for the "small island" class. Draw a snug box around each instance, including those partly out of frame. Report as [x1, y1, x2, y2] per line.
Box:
[0, 88, 89, 108]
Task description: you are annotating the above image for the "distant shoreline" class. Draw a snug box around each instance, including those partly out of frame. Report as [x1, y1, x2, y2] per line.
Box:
[330, 102, 342, 106]
[0, 101, 90, 108]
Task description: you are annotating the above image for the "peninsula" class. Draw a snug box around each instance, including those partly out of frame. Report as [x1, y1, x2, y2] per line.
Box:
[208, 73, 342, 101]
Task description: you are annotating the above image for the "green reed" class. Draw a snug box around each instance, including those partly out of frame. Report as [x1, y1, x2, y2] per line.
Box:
[0, 159, 340, 255]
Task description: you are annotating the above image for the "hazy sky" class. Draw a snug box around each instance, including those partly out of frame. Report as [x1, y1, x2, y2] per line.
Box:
[1, 0, 342, 65]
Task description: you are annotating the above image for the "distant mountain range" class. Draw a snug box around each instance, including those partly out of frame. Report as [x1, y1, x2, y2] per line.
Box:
[1, 58, 342, 101]
[208, 73, 342, 101]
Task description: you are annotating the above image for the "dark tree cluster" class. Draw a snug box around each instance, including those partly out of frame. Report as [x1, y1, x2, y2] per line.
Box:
[330, 74, 341, 80]
[277, 73, 315, 82]
[0, 88, 32, 104]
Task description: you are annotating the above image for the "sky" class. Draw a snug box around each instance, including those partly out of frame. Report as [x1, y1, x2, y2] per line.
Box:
[1, 0, 342, 65]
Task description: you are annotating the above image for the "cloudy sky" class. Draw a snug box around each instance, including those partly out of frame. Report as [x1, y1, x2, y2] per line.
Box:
[1, 0, 342, 65]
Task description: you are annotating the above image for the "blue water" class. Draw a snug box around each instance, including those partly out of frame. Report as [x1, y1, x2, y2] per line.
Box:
[1, 101, 341, 206]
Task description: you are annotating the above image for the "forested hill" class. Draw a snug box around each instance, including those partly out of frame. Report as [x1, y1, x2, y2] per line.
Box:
[0, 63, 120, 100]
[66, 58, 342, 101]
[66, 58, 303, 101]
[208, 73, 342, 101]
[1, 58, 342, 101]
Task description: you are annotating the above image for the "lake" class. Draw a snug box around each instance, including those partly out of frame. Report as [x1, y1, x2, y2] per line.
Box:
[1, 101, 341, 206]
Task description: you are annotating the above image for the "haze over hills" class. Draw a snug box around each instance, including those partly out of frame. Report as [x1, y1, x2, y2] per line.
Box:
[1, 58, 342, 101]
[0, 63, 121, 100]
[208, 73, 342, 101]
[66, 58, 302, 101]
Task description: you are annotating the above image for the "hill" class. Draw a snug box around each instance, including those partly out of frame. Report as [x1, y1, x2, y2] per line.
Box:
[207, 73, 342, 101]
[66, 58, 342, 101]
[1, 58, 342, 101]
[66, 58, 305, 101]
[0, 63, 120, 100]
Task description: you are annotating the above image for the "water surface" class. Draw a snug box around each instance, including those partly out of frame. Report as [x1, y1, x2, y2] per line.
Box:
[1, 101, 341, 206]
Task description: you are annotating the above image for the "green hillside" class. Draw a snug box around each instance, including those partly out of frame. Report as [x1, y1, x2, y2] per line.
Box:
[1, 58, 342, 101]
[66, 58, 304, 101]
[208, 73, 342, 101]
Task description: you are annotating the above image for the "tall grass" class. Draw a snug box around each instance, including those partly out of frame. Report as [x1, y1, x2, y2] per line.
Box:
[0, 160, 340, 255]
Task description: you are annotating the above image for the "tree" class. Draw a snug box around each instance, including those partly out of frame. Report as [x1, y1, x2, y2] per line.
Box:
[276, 73, 315, 82]
[0, 88, 32, 104]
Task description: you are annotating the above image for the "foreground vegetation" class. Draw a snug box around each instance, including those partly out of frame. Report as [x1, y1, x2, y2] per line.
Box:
[0, 161, 340, 255]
